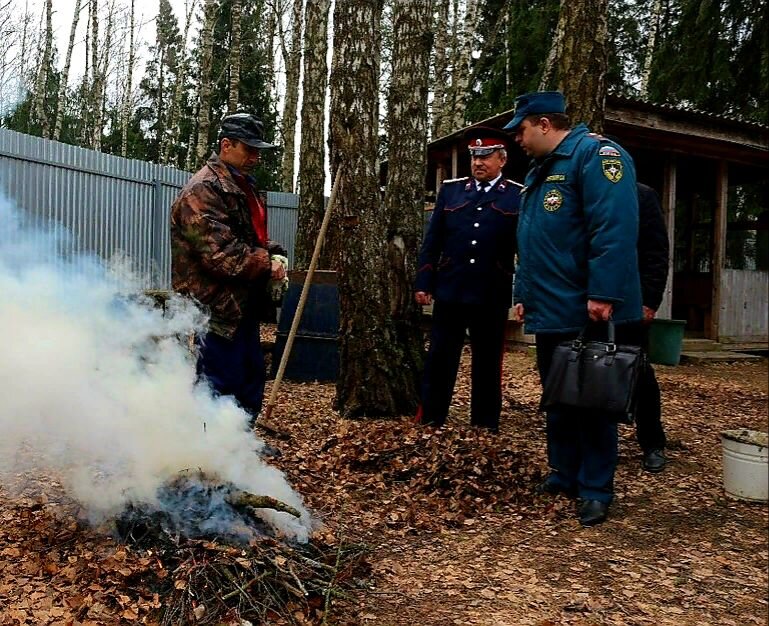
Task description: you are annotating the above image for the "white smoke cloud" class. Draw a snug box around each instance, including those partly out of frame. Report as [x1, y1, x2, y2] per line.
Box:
[0, 190, 313, 542]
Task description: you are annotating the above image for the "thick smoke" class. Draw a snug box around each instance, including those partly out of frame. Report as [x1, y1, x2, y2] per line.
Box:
[0, 191, 312, 542]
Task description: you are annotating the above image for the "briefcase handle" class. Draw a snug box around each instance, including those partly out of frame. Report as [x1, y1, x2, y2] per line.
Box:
[573, 320, 617, 354]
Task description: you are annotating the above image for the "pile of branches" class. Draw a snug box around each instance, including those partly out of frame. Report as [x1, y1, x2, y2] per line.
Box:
[114, 473, 367, 624]
[139, 535, 365, 625]
[320, 422, 546, 529]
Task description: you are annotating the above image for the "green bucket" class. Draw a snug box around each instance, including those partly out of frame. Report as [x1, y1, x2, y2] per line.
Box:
[648, 318, 686, 366]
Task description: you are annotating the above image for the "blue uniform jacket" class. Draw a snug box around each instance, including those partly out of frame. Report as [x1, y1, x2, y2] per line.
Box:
[416, 177, 521, 307]
[515, 124, 642, 333]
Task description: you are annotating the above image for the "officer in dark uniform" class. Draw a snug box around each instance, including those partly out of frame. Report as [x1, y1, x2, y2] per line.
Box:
[505, 91, 642, 526]
[414, 127, 521, 432]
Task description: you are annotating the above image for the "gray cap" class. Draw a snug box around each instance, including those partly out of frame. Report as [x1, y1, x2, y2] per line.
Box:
[218, 113, 276, 149]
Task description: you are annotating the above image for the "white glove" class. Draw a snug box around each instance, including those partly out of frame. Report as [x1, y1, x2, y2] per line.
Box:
[268, 254, 289, 302]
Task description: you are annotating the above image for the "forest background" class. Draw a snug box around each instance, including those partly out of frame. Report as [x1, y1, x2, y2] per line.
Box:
[1, 0, 766, 192]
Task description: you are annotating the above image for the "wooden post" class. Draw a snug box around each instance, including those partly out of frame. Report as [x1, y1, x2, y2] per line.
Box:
[711, 159, 729, 341]
[451, 144, 458, 178]
[436, 161, 446, 195]
[260, 170, 342, 423]
[657, 155, 676, 319]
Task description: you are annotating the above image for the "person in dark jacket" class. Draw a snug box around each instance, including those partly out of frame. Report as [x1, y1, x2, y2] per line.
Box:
[414, 127, 521, 431]
[634, 182, 670, 472]
[506, 91, 642, 526]
[171, 113, 286, 425]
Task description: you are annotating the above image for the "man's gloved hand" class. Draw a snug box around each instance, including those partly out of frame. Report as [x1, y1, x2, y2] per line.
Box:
[268, 254, 289, 302]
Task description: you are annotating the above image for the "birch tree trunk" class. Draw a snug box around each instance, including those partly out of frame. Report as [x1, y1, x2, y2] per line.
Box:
[329, 0, 416, 417]
[53, 0, 82, 141]
[227, 0, 242, 112]
[639, 0, 663, 98]
[88, 0, 99, 148]
[539, 0, 565, 90]
[547, 0, 608, 131]
[430, 1, 449, 138]
[30, 0, 52, 137]
[120, 0, 135, 156]
[162, 0, 196, 164]
[294, 0, 330, 269]
[449, 0, 477, 130]
[194, 0, 218, 166]
[91, 0, 116, 152]
[384, 0, 433, 411]
[279, 0, 304, 192]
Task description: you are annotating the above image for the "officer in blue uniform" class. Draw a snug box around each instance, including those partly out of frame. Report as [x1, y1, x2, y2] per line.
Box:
[415, 127, 521, 432]
[504, 92, 642, 526]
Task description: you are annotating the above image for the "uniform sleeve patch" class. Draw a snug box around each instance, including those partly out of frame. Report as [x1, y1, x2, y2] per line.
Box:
[601, 159, 624, 183]
[545, 174, 567, 182]
[598, 146, 621, 157]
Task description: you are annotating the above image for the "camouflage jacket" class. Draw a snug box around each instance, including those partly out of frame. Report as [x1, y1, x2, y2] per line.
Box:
[171, 153, 283, 338]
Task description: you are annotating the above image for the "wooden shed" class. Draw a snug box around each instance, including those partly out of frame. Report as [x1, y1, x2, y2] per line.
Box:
[426, 95, 769, 346]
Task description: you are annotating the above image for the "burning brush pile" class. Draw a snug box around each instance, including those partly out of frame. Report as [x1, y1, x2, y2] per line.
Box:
[112, 471, 365, 625]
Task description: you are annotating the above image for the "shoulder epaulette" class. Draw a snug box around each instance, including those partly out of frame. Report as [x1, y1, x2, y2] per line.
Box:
[587, 132, 610, 142]
[442, 176, 470, 184]
[506, 179, 524, 188]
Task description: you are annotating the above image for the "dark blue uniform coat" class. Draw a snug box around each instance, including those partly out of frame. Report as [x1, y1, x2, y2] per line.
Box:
[416, 177, 521, 430]
[515, 124, 642, 333]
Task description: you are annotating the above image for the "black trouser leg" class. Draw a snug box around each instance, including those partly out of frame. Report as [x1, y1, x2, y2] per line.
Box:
[635, 361, 666, 451]
[468, 305, 508, 430]
[419, 301, 466, 426]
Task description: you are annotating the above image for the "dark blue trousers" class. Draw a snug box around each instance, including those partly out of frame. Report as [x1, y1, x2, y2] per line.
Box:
[634, 326, 666, 453]
[535, 324, 645, 503]
[419, 301, 508, 430]
[196, 321, 265, 421]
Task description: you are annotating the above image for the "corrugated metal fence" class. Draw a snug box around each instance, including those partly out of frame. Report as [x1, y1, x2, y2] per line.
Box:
[0, 128, 299, 288]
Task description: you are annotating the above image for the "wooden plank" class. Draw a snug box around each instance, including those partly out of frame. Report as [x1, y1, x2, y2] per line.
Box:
[451, 145, 458, 178]
[711, 160, 728, 340]
[720, 269, 769, 341]
[656, 156, 676, 319]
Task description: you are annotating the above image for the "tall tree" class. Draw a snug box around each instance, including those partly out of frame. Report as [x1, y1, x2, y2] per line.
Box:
[30, 0, 53, 137]
[194, 0, 218, 166]
[278, 0, 304, 192]
[648, 0, 768, 122]
[329, 0, 417, 417]
[162, 0, 197, 164]
[88, 0, 99, 147]
[638, 0, 662, 97]
[226, 0, 243, 112]
[464, 0, 560, 124]
[430, 1, 449, 137]
[120, 0, 136, 156]
[448, 0, 478, 129]
[544, 0, 609, 131]
[383, 0, 434, 412]
[52, 0, 82, 141]
[294, 0, 330, 269]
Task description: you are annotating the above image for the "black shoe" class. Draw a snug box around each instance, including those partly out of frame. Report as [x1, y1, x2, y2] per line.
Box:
[535, 480, 577, 499]
[642, 448, 666, 473]
[578, 499, 609, 527]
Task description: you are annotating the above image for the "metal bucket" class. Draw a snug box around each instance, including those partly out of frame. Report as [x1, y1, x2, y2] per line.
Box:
[721, 429, 769, 502]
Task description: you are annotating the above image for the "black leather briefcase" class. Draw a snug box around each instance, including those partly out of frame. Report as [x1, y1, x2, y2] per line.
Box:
[540, 322, 644, 424]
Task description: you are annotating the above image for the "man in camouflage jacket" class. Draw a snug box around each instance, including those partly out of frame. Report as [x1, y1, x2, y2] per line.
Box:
[171, 113, 286, 424]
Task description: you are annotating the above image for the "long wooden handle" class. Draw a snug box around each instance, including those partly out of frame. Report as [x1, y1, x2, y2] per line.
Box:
[261, 170, 342, 422]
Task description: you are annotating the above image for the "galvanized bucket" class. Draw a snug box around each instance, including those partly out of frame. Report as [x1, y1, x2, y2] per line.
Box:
[721, 429, 769, 502]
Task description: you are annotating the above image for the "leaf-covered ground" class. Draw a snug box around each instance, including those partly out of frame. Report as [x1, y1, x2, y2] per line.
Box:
[1, 343, 767, 625]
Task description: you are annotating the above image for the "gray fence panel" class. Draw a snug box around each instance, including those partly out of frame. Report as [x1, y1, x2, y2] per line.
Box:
[0, 128, 300, 288]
